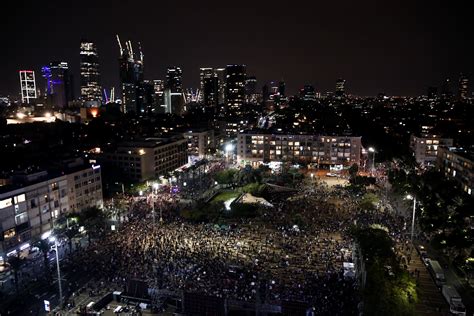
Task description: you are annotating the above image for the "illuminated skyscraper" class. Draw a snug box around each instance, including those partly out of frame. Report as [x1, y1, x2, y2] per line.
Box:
[42, 62, 73, 108]
[335, 78, 345, 97]
[19, 70, 37, 104]
[300, 85, 316, 101]
[459, 73, 469, 99]
[203, 76, 219, 107]
[215, 68, 226, 105]
[245, 76, 258, 104]
[166, 67, 183, 93]
[80, 40, 102, 106]
[441, 78, 453, 100]
[225, 64, 246, 111]
[117, 35, 144, 113]
[199, 68, 214, 102]
[165, 67, 184, 114]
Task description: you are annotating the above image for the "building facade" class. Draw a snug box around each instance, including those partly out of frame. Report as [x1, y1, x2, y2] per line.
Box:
[0, 164, 103, 262]
[42, 62, 74, 108]
[225, 65, 246, 111]
[117, 36, 144, 114]
[458, 73, 469, 99]
[102, 137, 188, 182]
[183, 129, 216, 157]
[80, 40, 102, 106]
[410, 135, 453, 166]
[19, 70, 37, 104]
[335, 78, 345, 98]
[237, 132, 362, 166]
[437, 147, 473, 196]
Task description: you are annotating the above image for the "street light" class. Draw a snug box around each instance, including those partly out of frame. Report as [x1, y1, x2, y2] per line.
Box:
[406, 194, 417, 248]
[368, 147, 376, 174]
[44, 235, 63, 307]
[150, 184, 162, 223]
[225, 143, 234, 165]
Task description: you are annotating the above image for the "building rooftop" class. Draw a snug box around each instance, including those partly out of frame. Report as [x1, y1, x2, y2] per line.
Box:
[117, 136, 185, 149]
[443, 146, 474, 162]
[0, 158, 99, 195]
[239, 128, 358, 137]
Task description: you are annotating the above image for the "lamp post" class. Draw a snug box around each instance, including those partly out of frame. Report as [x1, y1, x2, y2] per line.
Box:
[225, 143, 234, 166]
[368, 147, 376, 175]
[150, 183, 163, 223]
[406, 194, 417, 249]
[48, 236, 63, 307]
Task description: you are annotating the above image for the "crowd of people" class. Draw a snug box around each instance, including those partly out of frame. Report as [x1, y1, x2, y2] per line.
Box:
[55, 175, 411, 315]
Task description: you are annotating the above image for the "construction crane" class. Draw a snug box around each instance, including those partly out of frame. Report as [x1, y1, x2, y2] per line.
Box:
[116, 34, 123, 56]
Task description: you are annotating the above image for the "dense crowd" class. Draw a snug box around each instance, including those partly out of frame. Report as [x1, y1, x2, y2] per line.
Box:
[56, 178, 410, 315]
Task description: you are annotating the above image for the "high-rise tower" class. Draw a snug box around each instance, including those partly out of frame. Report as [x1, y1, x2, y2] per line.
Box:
[19, 70, 37, 104]
[335, 78, 345, 98]
[42, 62, 73, 108]
[459, 74, 469, 99]
[80, 40, 102, 107]
[225, 64, 246, 111]
[117, 35, 145, 113]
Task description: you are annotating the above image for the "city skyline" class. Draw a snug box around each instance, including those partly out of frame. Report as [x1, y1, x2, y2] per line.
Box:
[2, 0, 473, 97]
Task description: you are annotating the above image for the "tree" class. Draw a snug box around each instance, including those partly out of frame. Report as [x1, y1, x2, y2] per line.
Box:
[7, 256, 25, 294]
[78, 206, 106, 243]
[348, 163, 359, 183]
[37, 239, 52, 279]
[64, 227, 79, 253]
[215, 169, 238, 185]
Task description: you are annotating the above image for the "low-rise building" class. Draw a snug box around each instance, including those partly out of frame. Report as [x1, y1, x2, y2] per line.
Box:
[410, 135, 453, 166]
[237, 131, 362, 166]
[0, 161, 103, 261]
[102, 137, 188, 182]
[437, 146, 473, 196]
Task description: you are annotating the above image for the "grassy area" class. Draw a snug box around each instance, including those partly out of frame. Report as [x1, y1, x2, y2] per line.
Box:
[210, 191, 240, 203]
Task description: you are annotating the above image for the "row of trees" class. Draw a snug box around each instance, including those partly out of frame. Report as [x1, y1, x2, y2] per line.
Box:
[353, 226, 418, 315]
[389, 166, 474, 275]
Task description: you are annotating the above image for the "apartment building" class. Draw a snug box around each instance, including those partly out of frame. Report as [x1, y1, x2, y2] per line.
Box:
[102, 137, 188, 182]
[183, 129, 216, 157]
[437, 146, 473, 196]
[0, 162, 103, 262]
[410, 135, 453, 166]
[237, 131, 362, 166]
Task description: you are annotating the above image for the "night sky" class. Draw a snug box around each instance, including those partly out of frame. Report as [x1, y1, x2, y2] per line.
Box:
[2, 0, 473, 97]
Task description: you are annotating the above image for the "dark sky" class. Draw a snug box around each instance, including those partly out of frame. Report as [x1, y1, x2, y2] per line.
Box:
[2, 0, 473, 97]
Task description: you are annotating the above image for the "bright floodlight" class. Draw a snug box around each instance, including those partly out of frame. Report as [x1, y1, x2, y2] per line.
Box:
[44, 112, 51, 118]
[406, 194, 413, 200]
[225, 144, 234, 152]
[152, 183, 159, 190]
[368, 147, 375, 152]
[16, 112, 26, 119]
[41, 231, 52, 240]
